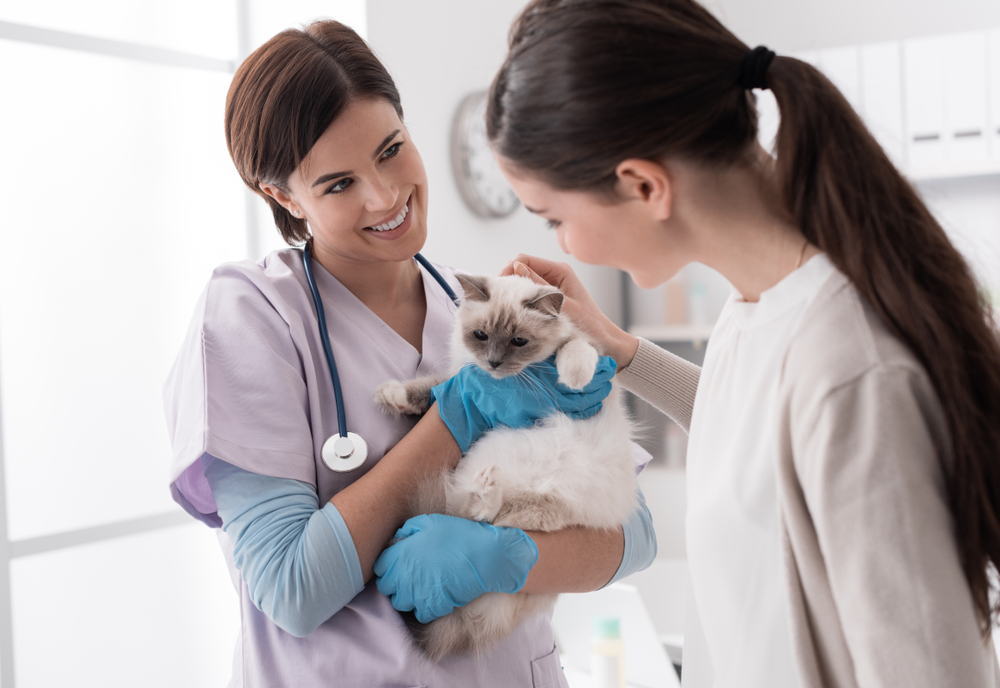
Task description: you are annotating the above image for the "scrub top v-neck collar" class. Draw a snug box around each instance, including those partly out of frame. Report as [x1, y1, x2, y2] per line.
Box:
[308, 257, 456, 380]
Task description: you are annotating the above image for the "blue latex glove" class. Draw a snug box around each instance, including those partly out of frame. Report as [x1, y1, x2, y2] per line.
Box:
[431, 354, 616, 453]
[374, 514, 538, 623]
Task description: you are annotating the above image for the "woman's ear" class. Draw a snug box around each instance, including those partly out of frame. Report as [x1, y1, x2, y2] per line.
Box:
[614, 158, 673, 221]
[259, 182, 299, 216]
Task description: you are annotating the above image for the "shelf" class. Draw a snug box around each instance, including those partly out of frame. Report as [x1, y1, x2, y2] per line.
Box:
[906, 158, 1000, 182]
[629, 324, 714, 344]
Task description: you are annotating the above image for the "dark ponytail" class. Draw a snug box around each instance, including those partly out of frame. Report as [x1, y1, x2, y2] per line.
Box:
[766, 56, 1000, 636]
[490, 0, 1000, 634]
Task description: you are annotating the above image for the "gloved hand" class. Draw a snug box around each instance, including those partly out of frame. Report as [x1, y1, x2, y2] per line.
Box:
[431, 354, 616, 453]
[374, 514, 538, 623]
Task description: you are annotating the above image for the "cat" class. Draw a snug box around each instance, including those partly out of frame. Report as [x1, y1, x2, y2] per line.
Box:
[375, 273, 638, 662]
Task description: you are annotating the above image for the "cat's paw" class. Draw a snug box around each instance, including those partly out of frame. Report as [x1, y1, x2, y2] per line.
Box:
[555, 339, 600, 391]
[466, 466, 502, 522]
[375, 381, 424, 416]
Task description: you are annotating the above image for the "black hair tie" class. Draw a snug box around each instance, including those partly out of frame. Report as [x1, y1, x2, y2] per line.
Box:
[740, 46, 776, 90]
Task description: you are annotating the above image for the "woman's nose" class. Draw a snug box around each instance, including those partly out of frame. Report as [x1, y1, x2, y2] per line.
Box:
[365, 174, 399, 213]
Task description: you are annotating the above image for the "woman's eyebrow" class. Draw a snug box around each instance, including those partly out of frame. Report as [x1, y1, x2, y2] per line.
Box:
[373, 130, 402, 159]
[310, 130, 403, 188]
[524, 205, 546, 214]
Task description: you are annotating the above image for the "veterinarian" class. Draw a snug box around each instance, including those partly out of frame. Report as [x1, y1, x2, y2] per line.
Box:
[474, 1, 1000, 687]
[163, 20, 656, 687]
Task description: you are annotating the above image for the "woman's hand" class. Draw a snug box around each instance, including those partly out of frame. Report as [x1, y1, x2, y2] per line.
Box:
[431, 355, 615, 453]
[374, 514, 538, 623]
[499, 255, 639, 368]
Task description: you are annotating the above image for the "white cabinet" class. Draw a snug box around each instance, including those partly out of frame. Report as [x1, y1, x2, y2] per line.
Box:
[944, 32, 989, 165]
[989, 30, 1000, 160]
[779, 29, 1000, 180]
[903, 35, 947, 169]
[861, 42, 905, 165]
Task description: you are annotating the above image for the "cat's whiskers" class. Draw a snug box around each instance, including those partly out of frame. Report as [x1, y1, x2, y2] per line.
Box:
[515, 367, 557, 407]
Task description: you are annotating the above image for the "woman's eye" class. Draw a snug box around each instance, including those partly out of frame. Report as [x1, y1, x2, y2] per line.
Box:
[326, 178, 353, 194]
[511, 337, 529, 347]
[381, 142, 402, 160]
[473, 330, 488, 341]
[546, 219, 561, 230]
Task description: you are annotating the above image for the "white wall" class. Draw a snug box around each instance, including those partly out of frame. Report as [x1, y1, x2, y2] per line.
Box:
[364, 0, 623, 323]
[705, 0, 1000, 53]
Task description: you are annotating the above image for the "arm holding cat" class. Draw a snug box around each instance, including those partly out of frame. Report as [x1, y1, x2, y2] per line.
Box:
[375, 487, 657, 621]
[521, 486, 656, 594]
[501, 254, 701, 432]
[206, 383, 620, 635]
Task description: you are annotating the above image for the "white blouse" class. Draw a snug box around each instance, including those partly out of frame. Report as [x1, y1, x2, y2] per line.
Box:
[684, 253, 837, 688]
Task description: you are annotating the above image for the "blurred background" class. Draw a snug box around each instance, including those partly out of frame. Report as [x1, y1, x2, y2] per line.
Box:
[0, 0, 999, 685]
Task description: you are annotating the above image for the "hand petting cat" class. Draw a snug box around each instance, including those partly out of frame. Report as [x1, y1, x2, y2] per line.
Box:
[499, 255, 640, 370]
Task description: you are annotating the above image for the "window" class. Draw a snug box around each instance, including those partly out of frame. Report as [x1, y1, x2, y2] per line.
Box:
[0, 2, 365, 685]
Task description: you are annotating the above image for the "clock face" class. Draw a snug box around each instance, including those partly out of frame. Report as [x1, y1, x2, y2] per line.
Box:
[451, 91, 521, 218]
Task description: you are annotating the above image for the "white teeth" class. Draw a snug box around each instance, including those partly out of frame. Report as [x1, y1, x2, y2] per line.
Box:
[368, 201, 409, 231]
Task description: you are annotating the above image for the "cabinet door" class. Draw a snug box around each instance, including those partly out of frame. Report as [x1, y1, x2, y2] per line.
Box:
[943, 32, 988, 164]
[861, 42, 905, 166]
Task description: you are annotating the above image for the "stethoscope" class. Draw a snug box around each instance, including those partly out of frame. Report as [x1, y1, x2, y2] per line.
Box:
[301, 244, 461, 472]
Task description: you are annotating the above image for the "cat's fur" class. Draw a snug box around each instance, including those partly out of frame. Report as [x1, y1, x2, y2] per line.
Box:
[375, 273, 638, 662]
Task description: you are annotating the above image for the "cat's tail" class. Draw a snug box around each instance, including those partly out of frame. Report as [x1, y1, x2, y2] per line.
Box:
[413, 591, 559, 663]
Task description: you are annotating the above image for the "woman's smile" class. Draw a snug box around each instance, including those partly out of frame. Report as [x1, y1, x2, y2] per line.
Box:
[363, 194, 412, 241]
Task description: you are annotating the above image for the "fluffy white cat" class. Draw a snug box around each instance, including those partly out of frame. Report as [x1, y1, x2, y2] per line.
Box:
[375, 273, 638, 661]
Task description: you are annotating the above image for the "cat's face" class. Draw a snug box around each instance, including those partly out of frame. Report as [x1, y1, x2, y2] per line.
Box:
[455, 274, 573, 378]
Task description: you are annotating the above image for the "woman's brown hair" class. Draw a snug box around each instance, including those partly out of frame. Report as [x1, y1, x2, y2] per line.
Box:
[489, 0, 1000, 634]
[225, 20, 402, 245]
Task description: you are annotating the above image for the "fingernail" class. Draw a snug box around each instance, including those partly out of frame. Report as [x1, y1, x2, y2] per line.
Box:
[513, 261, 527, 275]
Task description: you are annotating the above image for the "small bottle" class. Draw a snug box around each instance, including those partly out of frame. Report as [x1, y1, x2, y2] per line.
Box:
[591, 616, 625, 688]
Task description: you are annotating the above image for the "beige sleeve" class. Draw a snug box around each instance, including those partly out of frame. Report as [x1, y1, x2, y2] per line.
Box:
[615, 338, 700, 433]
[795, 366, 996, 687]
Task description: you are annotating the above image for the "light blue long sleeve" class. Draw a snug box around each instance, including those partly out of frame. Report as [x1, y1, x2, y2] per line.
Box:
[606, 487, 658, 586]
[204, 457, 365, 638]
[205, 456, 655, 635]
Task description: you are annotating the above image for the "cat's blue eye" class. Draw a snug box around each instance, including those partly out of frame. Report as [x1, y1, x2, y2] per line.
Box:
[511, 337, 529, 347]
[473, 330, 488, 341]
[546, 219, 561, 230]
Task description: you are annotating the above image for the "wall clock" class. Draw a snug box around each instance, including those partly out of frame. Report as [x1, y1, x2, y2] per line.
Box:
[450, 91, 521, 218]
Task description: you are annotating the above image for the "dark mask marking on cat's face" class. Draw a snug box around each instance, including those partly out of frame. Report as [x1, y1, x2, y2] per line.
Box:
[458, 278, 570, 379]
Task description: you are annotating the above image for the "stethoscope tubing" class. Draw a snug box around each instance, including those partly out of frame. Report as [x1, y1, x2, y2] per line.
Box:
[302, 243, 350, 439]
[302, 244, 461, 443]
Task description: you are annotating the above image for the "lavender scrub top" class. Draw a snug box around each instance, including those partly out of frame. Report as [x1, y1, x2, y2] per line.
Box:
[163, 248, 570, 688]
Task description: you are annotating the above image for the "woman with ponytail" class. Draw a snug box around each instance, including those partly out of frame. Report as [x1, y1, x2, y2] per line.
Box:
[480, 0, 1000, 685]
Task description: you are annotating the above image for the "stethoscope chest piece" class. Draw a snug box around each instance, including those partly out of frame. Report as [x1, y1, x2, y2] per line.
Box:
[322, 432, 369, 473]
[302, 244, 457, 475]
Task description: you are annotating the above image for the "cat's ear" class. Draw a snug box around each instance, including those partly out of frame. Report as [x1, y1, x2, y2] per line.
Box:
[456, 274, 490, 303]
[525, 289, 564, 317]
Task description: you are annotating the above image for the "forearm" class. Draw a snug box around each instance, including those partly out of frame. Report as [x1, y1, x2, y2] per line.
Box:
[206, 459, 365, 637]
[520, 525, 625, 594]
[331, 403, 461, 582]
[617, 338, 700, 432]
[520, 485, 657, 593]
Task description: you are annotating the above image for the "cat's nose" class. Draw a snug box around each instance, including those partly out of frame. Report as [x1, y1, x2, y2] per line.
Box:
[488, 359, 502, 369]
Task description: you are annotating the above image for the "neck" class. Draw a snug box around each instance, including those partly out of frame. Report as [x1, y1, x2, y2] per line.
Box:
[309, 240, 423, 311]
[670, 150, 817, 302]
